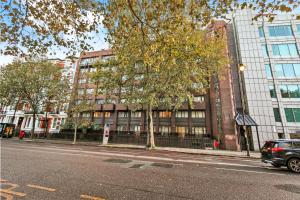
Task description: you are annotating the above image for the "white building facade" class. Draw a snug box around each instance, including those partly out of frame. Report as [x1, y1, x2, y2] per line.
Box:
[231, 10, 300, 150]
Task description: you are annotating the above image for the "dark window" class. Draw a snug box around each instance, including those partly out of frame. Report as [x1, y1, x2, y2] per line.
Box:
[273, 108, 281, 122]
[288, 85, 300, 98]
[294, 108, 300, 122]
[280, 85, 289, 98]
[284, 108, 294, 122]
[293, 142, 300, 148]
[278, 142, 292, 148]
[269, 85, 276, 98]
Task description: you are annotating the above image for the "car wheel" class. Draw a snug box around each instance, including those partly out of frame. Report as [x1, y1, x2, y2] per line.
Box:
[271, 163, 281, 168]
[287, 158, 300, 173]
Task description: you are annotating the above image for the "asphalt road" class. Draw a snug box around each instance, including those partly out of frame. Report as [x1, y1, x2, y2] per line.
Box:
[1, 140, 299, 200]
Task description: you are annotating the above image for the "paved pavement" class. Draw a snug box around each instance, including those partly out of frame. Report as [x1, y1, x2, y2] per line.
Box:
[1, 139, 299, 200]
[9, 138, 261, 158]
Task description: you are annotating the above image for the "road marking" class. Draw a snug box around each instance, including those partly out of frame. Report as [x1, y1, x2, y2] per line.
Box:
[27, 184, 56, 192]
[0, 192, 13, 200]
[0, 189, 26, 197]
[215, 167, 285, 176]
[80, 194, 105, 200]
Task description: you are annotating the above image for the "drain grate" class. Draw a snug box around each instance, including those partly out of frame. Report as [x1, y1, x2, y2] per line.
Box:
[104, 158, 132, 163]
[275, 184, 300, 194]
[151, 163, 173, 168]
[129, 164, 145, 169]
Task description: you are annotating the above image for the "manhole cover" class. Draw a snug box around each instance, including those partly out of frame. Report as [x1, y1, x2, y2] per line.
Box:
[129, 164, 145, 169]
[275, 184, 300, 194]
[104, 159, 132, 163]
[151, 163, 173, 168]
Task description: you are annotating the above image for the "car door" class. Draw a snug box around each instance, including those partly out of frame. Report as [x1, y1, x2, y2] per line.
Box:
[292, 141, 300, 156]
[261, 141, 275, 160]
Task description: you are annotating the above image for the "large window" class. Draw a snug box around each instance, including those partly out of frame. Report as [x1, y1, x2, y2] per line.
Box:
[117, 125, 126, 132]
[269, 25, 292, 37]
[158, 126, 171, 135]
[280, 85, 300, 98]
[94, 112, 102, 118]
[258, 27, 265, 37]
[191, 111, 205, 118]
[159, 111, 171, 118]
[191, 127, 206, 135]
[265, 64, 272, 78]
[272, 44, 298, 56]
[175, 111, 188, 118]
[273, 108, 281, 122]
[269, 85, 276, 98]
[275, 64, 300, 78]
[176, 126, 188, 137]
[284, 108, 300, 122]
[131, 111, 142, 118]
[118, 112, 128, 118]
[52, 118, 57, 128]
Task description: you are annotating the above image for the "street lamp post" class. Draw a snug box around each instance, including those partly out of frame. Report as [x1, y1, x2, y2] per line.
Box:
[239, 64, 250, 157]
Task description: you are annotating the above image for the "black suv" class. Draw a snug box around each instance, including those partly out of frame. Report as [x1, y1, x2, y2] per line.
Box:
[261, 139, 300, 173]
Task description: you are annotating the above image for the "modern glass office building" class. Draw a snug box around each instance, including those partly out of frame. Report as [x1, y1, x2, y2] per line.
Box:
[230, 10, 300, 150]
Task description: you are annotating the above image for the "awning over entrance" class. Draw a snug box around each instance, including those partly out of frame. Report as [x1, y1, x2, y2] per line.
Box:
[235, 113, 257, 126]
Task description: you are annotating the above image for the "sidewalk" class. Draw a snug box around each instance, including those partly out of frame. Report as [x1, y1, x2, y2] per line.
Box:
[8, 138, 261, 159]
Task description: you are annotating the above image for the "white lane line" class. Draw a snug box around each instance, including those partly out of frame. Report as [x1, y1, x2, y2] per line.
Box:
[27, 184, 56, 192]
[80, 194, 105, 200]
[215, 167, 285, 176]
[3, 146, 261, 168]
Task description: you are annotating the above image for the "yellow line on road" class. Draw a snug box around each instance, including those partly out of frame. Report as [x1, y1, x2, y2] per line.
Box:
[0, 189, 26, 197]
[80, 194, 105, 200]
[27, 184, 56, 192]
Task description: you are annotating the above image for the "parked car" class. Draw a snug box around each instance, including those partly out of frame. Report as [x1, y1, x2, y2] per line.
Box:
[261, 139, 300, 173]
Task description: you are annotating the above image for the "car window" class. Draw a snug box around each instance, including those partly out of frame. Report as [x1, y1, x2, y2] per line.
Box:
[293, 142, 300, 148]
[263, 141, 275, 148]
[278, 142, 292, 148]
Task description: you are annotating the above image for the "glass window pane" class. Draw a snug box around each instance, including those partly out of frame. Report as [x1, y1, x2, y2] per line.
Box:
[262, 44, 269, 57]
[265, 64, 272, 78]
[275, 64, 284, 78]
[293, 108, 300, 122]
[288, 44, 298, 56]
[269, 85, 276, 98]
[288, 85, 300, 98]
[269, 25, 292, 37]
[269, 26, 276, 36]
[258, 27, 265, 37]
[285, 108, 295, 122]
[280, 85, 289, 98]
[297, 24, 300, 34]
[273, 108, 281, 122]
[294, 64, 300, 77]
[279, 44, 290, 56]
[283, 64, 295, 77]
[272, 44, 280, 56]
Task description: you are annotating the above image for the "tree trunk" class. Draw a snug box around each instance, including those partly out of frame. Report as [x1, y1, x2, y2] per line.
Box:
[146, 104, 155, 149]
[11, 99, 19, 124]
[73, 124, 77, 144]
[30, 111, 36, 139]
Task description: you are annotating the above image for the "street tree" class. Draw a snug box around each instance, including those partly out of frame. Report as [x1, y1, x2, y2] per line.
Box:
[0, 61, 70, 138]
[93, 1, 231, 149]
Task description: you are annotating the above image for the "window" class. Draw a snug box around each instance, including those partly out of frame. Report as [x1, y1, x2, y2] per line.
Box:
[159, 111, 171, 118]
[191, 111, 205, 118]
[273, 108, 281, 122]
[258, 27, 265, 37]
[262, 44, 269, 58]
[265, 64, 272, 79]
[269, 85, 276, 98]
[80, 68, 89, 73]
[104, 112, 111, 118]
[191, 127, 206, 135]
[96, 99, 104, 104]
[26, 117, 31, 127]
[82, 112, 91, 117]
[78, 89, 84, 95]
[175, 111, 188, 118]
[269, 25, 292, 37]
[86, 89, 94, 95]
[191, 82, 203, 89]
[94, 112, 102, 117]
[52, 118, 57, 128]
[284, 108, 300, 122]
[118, 112, 128, 118]
[293, 142, 300, 148]
[297, 24, 300, 34]
[193, 96, 204, 102]
[78, 79, 86, 84]
[132, 125, 141, 133]
[158, 126, 171, 134]
[117, 125, 126, 132]
[131, 111, 141, 118]
[61, 118, 65, 125]
[272, 44, 298, 56]
[275, 64, 300, 78]
[90, 67, 97, 72]
[280, 85, 300, 98]
[176, 126, 188, 137]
